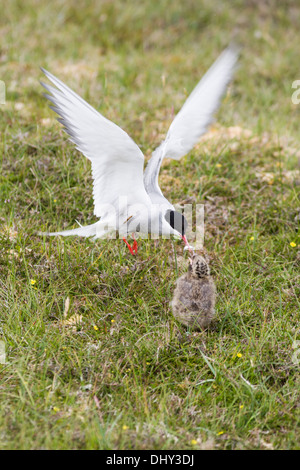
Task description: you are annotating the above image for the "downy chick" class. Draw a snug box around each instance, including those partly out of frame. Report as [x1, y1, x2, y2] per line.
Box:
[171, 254, 216, 330]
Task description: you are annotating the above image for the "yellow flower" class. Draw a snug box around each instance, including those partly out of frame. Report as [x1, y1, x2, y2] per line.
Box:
[250, 236, 255, 241]
[53, 406, 60, 413]
[30, 279, 36, 285]
[216, 163, 222, 168]
[239, 404, 244, 409]
[190, 439, 198, 445]
[53, 199, 57, 203]
[122, 425, 129, 431]
[217, 431, 224, 436]
[290, 242, 297, 248]
[111, 319, 115, 323]
[237, 352, 243, 358]
[93, 325, 99, 331]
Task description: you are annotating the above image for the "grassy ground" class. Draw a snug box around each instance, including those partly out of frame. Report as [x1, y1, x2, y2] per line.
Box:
[0, 0, 300, 450]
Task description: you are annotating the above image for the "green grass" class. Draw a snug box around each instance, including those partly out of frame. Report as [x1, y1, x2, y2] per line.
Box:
[0, 0, 300, 450]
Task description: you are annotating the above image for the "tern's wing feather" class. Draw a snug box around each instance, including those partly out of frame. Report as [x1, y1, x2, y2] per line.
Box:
[41, 68, 150, 217]
[144, 45, 238, 202]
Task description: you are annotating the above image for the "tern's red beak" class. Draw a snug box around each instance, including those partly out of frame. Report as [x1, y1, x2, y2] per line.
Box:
[181, 235, 195, 256]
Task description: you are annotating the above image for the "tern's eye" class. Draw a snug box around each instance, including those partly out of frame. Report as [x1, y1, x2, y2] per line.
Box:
[164, 210, 188, 235]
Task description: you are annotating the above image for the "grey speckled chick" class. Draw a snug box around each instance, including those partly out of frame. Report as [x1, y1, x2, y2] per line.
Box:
[171, 255, 216, 330]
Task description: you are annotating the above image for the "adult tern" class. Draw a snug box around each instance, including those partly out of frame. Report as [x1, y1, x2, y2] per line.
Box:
[40, 46, 238, 255]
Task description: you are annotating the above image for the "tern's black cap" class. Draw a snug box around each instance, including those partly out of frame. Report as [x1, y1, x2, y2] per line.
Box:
[165, 210, 188, 236]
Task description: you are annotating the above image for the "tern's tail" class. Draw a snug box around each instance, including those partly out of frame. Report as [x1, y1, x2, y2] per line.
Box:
[39, 221, 100, 238]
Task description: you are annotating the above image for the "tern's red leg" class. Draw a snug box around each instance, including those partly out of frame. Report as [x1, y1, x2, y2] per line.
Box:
[122, 237, 136, 256]
[132, 233, 138, 255]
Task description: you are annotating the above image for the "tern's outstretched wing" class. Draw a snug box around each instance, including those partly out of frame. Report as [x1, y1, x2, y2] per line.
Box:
[41, 69, 151, 218]
[144, 45, 239, 203]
